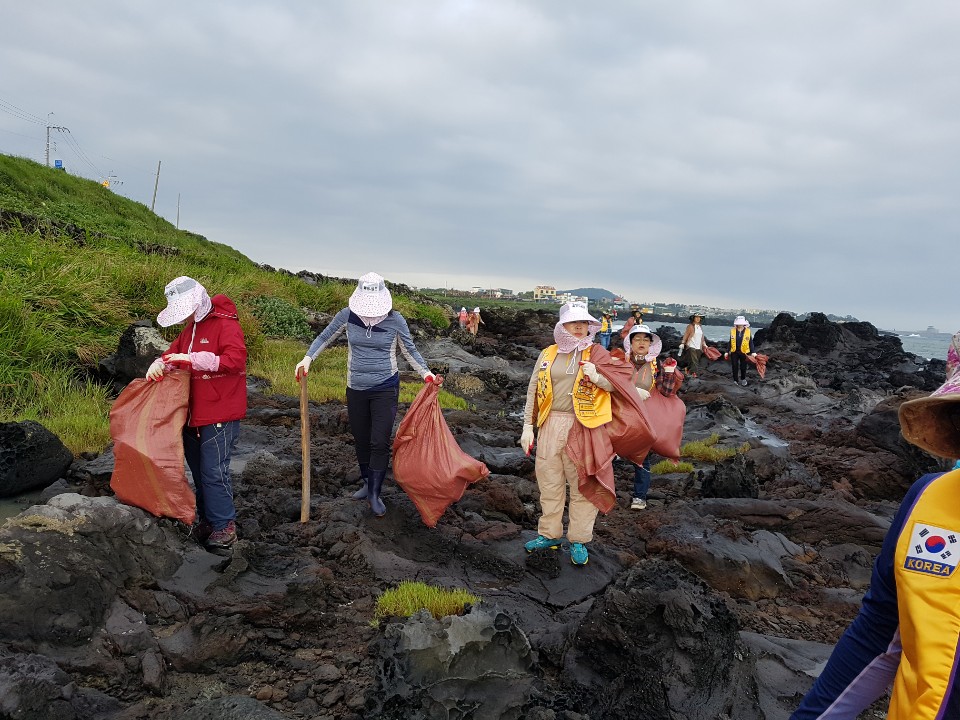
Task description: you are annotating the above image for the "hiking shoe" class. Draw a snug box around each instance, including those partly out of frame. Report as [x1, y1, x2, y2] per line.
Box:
[206, 521, 236, 549]
[570, 543, 589, 566]
[630, 497, 647, 510]
[191, 519, 213, 543]
[524, 535, 561, 552]
[740, 379, 748, 387]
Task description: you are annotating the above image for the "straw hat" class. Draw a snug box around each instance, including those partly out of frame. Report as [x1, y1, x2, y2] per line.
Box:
[157, 276, 209, 327]
[348, 272, 392, 316]
[899, 332, 960, 458]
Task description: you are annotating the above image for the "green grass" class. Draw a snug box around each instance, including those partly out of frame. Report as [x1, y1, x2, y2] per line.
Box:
[249, 340, 469, 410]
[680, 434, 751, 462]
[652, 460, 695, 475]
[649, 434, 750, 475]
[371, 581, 479, 626]
[0, 154, 456, 453]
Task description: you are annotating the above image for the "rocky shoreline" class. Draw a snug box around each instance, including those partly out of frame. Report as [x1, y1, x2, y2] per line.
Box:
[0, 310, 947, 720]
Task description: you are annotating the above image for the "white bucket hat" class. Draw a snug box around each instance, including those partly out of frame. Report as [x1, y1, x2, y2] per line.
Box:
[624, 324, 662, 359]
[157, 276, 210, 327]
[734, 316, 750, 327]
[473, 307, 481, 313]
[558, 301, 600, 329]
[348, 272, 392, 317]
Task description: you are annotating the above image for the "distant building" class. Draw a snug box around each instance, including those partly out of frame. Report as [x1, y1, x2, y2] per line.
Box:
[557, 292, 589, 306]
[534, 285, 556, 302]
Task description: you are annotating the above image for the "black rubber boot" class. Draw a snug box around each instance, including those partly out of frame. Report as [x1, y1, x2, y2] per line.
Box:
[352, 463, 370, 500]
[368, 468, 387, 517]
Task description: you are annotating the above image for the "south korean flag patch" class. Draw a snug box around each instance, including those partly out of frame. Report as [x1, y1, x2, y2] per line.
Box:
[903, 522, 960, 578]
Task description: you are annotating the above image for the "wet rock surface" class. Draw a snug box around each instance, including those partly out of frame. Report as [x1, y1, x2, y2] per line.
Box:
[0, 311, 945, 718]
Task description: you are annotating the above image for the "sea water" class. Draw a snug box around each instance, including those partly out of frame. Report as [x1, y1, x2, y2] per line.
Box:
[614, 322, 953, 362]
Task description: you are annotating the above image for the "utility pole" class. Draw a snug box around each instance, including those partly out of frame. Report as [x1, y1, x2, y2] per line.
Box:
[150, 161, 161, 212]
[45, 112, 68, 167]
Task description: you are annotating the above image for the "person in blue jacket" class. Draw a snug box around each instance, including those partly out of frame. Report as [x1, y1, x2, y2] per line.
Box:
[294, 272, 438, 517]
[791, 331, 960, 719]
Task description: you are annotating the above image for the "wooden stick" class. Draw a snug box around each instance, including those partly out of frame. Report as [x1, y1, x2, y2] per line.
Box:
[298, 371, 311, 523]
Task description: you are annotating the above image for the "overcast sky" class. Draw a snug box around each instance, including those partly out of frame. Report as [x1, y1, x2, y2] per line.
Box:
[3, 2, 958, 332]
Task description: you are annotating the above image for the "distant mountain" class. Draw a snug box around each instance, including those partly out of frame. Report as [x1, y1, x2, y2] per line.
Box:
[560, 287, 617, 301]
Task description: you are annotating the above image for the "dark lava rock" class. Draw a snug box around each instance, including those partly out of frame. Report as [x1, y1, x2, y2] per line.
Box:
[0, 420, 73, 497]
[181, 695, 290, 719]
[702, 454, 760, 499]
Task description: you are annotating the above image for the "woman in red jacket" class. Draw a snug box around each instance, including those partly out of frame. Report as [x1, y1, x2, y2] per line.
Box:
[146, 276, 247, 550]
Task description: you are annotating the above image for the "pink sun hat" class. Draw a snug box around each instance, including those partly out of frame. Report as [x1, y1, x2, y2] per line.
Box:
[157, 276, 209, 327]
[348, 272, 392, 317]
[899, 331, 960, 458]
[733, 316, 750, 327]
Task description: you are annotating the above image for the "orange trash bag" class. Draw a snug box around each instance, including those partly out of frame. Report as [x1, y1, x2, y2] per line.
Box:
[109, 369, 196, 525]
[392, 382, 489, 527]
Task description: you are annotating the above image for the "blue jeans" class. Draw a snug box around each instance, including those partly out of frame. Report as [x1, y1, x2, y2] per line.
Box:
[633, 456, 652, 499]
[599, 331, 612, 350]
[183, 420, 240, 531]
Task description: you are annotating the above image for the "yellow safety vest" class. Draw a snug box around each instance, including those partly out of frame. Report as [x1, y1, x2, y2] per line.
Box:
[729, 328, 751, 354]
[535, 345, 612, 429]
[600, 318, 610, 332]
[889, 469, 960, 718]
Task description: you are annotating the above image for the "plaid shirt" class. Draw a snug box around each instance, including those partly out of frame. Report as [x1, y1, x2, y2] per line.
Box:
[655, 364, 683, 397]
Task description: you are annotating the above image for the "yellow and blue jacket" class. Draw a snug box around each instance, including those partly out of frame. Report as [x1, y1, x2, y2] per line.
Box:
[792, 469, 960, 719]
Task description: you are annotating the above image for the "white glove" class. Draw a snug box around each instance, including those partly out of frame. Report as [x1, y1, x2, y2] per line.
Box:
[164, 353, 191, 364]
[295, 355, 312, 379]
[678, 344, 685, 353]
[636, 387, 651, 401]
[146, 359, 165, 381]
[750, 353, 757, 358]
[580, 361, 601, 384]
[520, 424, 535, 455]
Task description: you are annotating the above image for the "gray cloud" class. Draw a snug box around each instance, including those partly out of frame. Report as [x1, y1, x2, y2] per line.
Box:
[3, 1, 958, 332]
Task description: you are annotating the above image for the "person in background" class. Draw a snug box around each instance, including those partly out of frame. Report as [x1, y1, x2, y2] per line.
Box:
[467, 306, 485, 336]
[146, 276, 247, 550]
[612, 325, 682, 510]
[619, 309, 644, 341]
[458, 306, 468, 329]
[791, 331, 960, 719]
[519, 302, 613, 566]
[294, 272, 439, 517]
[598, 312, 613, 350]
[679, 313, 712, 378]
[724, 315, 756, 386]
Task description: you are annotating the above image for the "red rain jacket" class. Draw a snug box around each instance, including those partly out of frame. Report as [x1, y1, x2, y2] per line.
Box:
[166, 294, 247, 427]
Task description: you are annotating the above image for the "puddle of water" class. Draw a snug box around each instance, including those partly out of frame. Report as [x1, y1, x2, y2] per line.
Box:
[743, 419, 789, 448]
[0, 490, 46, 522]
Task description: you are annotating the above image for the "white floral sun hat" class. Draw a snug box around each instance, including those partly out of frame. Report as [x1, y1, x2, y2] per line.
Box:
[157, 276, 210, 327]
[348, 272, 392, 317]
[733, 316, 750, 327]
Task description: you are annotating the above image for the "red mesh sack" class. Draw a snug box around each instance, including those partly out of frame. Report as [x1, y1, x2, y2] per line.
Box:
[392, 382, 489, 527]
[703, 346, 722, 361]
[109, 370, 196, 525]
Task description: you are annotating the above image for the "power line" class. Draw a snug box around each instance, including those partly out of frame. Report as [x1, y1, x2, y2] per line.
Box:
[0, 97, 46, 125]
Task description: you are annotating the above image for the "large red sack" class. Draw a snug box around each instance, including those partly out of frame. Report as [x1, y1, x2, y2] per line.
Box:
[703, 346, 722, 361]
[747, 353, 769, 379]
[640, 391, 686, 461]
[109, 370, 196, 525]
[392, 382, 490, 527]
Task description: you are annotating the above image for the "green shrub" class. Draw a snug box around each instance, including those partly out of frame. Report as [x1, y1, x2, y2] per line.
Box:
[248, 296, 311, 339]
[372, 581, 479, 626]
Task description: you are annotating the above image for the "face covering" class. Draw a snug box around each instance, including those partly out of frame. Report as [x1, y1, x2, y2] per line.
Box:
[554, 322, 596, 354]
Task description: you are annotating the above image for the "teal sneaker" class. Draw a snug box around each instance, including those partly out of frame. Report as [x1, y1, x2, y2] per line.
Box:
[524, 535, 561, 552]
[570, 543, 589, 566]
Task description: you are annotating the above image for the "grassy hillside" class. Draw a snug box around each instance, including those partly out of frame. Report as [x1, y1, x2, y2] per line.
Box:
[0, 154, 459, 454]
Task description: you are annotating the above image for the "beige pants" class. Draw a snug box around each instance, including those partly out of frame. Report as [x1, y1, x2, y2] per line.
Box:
[535, 411, 599, 544]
